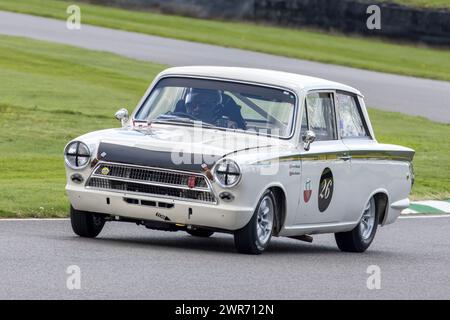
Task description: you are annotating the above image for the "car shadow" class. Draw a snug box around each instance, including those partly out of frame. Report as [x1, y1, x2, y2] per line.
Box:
[54, 221, 398, 256]
[62, 231, 395, 257]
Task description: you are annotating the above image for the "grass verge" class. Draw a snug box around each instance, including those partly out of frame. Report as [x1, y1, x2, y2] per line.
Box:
[0, 35, 165, 217]
[0, 0, 450, 81]
[376, 0, 450, 8]
[0, 35, 448, 217]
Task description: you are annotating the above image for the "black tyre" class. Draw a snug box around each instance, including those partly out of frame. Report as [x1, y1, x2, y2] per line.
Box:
[335, 197, 378, 252]
[186, 229, 214, 237]
[234, 190, 276, 255]
[70, 206, 105, 238]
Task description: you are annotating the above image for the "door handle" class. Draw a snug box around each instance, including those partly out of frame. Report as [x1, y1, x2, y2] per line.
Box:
[339, 155, 352, 161]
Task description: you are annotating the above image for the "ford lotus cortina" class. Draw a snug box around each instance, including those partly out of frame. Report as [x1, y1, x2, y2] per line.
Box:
[64, 67, 414, 254]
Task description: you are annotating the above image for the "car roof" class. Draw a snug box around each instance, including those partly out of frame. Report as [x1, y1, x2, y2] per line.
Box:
[159, 66, 362, 96]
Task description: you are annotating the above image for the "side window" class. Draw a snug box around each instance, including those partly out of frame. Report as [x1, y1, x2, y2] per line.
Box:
[305, 92, 336, 141]
[336, 93, 368, 138]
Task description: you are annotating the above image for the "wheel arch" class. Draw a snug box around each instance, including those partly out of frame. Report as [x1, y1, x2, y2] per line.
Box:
[267, 185, 287, 236]
[363, 189, 390, 226]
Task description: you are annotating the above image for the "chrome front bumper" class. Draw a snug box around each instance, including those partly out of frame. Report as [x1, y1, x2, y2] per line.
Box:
[66, 185, 254, 231]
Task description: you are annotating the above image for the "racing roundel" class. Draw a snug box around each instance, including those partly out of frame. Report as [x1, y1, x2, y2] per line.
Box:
[318, 168, 333, 212]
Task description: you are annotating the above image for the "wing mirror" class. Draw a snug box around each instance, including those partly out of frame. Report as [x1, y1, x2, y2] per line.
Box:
[115, 108, 129, 127]
[302, 130, 316, 151]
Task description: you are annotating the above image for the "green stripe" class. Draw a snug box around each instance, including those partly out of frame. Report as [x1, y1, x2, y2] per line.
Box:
[409, 203, 444, 214]
[255, 149, 414, 165]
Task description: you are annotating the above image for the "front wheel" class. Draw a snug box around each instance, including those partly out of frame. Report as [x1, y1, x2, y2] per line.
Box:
[70, 206, 105, 238]
[234, 190, 276, 254]
[335, 197, 378, 252]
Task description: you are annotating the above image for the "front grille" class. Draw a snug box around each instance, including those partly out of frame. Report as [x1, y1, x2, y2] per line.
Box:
[94, 163, 208, 189]
[86, 163, 216, 203]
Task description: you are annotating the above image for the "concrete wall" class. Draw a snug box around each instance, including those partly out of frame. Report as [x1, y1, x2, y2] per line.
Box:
[86, 0, 450, 46]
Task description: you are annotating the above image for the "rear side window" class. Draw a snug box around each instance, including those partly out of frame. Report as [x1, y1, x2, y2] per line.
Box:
[336, 93, 368, 138]
[305, 92, 337, 141]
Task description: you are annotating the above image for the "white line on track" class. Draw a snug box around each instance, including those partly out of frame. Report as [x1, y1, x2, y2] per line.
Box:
[399, 214, 450, 219]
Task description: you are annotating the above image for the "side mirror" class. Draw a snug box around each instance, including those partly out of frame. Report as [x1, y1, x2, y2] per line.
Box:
[115, 108, 129, 127]
[302, 130, 316, 151]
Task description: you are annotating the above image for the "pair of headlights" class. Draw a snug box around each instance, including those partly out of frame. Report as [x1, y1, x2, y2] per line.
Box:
[64, 141, 241, 188]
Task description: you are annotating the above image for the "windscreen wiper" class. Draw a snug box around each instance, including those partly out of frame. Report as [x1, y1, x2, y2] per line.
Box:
[152, 117, 216, 129]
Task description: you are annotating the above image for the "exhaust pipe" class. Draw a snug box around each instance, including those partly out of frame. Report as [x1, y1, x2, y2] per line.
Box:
[288, 234, 313, 243]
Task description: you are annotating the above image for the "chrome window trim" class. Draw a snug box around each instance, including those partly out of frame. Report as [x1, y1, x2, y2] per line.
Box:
[303, 89, 339, 141]
[334, 90, 373, 140]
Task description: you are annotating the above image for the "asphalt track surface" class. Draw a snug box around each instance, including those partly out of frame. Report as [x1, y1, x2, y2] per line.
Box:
[0, 11, 449, 123]
[1, 216, 449, 299]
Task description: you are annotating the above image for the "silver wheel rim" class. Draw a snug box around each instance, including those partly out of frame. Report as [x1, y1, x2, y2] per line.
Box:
[359, 198, 376, 240]
[256, 195, 274, 246]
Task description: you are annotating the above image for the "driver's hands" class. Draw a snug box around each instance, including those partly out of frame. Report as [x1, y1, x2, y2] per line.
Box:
[215, 116, 238, 129]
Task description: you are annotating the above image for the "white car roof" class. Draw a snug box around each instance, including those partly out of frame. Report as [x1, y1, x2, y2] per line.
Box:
[159, 66, 362, 96]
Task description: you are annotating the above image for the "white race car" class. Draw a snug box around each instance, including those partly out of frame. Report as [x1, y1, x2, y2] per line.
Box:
[64, 66, 414, 254]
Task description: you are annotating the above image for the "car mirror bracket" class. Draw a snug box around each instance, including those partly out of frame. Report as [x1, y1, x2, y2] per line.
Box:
[302, 130, 316, 151]
[115, 108, 129, 127]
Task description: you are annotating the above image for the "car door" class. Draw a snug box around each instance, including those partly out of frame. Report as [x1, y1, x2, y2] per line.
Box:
[294, 91, 352, 225]
[335, 91, 376, 222]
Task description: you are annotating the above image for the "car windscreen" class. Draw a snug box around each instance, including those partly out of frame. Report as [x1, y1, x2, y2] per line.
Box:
[134, 77, 297, 138]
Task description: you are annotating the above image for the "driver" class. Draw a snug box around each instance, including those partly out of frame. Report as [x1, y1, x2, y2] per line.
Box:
[184, 88, 222, 124]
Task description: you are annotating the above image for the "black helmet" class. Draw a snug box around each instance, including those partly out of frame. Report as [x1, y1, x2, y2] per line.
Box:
[185, 88, 222, 106]
[185, 88, 222, 119]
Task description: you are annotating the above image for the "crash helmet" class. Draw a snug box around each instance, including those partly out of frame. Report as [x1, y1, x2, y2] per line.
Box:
[185, 88, 223, 119]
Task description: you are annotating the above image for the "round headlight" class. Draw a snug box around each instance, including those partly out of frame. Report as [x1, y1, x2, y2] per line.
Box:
[214, 159, 241, 188]
[64, 141, 91, 169]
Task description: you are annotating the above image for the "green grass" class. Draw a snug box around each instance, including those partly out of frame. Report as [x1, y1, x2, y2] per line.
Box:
[0, 35, 448, 217]
[0, 35, 165, 217]
[380, 0, 450, 8]
[368, 109, 450, 200]
[1, 0, 450, 82]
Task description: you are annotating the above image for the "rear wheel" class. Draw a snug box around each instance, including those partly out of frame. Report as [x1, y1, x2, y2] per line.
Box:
[234, 190, 276, 255]
[186, 229, 214, 237]
[335, 197, 378, 252]
[70, 206, 105, 238]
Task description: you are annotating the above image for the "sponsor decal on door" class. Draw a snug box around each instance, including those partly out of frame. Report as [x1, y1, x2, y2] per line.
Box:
[318, 168, 333, 212]
[303, 178, 312, 203]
